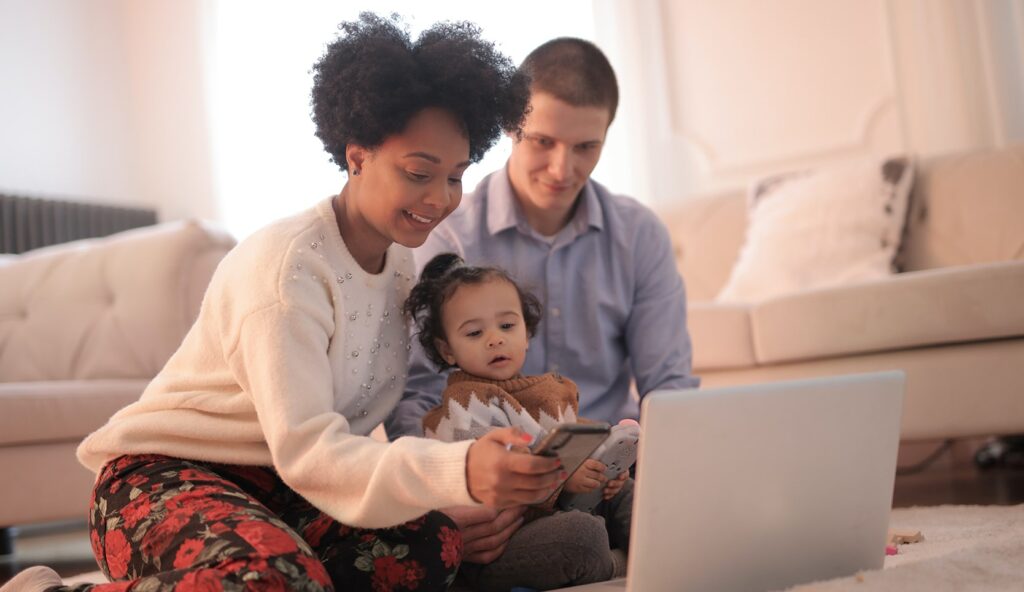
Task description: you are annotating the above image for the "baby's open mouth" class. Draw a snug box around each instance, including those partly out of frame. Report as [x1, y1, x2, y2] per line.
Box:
[489, 355, 510, 364]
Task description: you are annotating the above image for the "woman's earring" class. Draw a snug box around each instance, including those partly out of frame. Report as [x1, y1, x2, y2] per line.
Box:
[352, 168, 361, 176]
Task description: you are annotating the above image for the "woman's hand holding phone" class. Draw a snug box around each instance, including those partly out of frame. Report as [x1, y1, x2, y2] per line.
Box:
[465, 427, 564, 508]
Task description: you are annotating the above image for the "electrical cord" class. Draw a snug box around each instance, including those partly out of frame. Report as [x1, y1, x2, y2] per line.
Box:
[895, 438, 955, 476]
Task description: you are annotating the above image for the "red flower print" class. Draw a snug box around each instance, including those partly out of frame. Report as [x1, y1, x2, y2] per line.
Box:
[296, 554, 332, 587]
[112, 456, 134, 473]
[121, 495, 152, 529]
[210, 522, 230, 535]
[164, 486, 228, 512]
[236, 521, 298, 555]
[402, 560, 426, 589]
[104, 529, 131, 579]
[179, 569, 225, 592]
[141, 509, 191, 559]
[173, 539, 205, 569]
[371, 555, 407, 592]
[90, 530, 102, 559]
[303, 514, 333, 547]
[126, 473, 148, 488]
[198, 499, 238, 522]
[438, 526, 463, 568]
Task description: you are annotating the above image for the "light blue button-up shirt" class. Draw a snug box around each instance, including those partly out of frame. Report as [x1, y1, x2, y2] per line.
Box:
[385, 166, 699, 438]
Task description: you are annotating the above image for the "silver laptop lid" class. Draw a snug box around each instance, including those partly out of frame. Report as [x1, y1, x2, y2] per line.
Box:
[627, 371, 904, 592]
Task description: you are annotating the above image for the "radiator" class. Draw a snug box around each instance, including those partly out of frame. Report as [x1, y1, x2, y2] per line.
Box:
[0, 194, 158, 254]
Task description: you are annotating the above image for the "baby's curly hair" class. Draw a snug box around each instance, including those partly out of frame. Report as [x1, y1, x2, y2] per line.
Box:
[405, 253, 543, 371]
[311, 13, 530, 171]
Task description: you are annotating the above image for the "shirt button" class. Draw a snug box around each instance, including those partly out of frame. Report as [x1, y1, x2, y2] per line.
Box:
[550, 307, 561, 318]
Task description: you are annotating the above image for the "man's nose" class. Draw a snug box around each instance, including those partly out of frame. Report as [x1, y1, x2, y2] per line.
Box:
[548, 146, 571, 181]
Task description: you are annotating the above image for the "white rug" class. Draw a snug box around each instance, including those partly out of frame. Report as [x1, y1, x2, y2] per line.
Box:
[63, 504, 1024, 590]
[787, 504, 1024, 591]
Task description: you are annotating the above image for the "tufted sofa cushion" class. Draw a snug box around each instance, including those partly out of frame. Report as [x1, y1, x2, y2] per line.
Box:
[0, 220, 235, 382]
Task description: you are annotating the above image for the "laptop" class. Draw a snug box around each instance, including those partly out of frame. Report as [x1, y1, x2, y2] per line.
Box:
[554, 371, 905, 592]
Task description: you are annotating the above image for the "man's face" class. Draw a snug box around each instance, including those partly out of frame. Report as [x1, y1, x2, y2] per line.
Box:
[507, 91, 611, 231]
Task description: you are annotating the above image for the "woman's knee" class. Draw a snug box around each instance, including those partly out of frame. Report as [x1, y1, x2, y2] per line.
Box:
[414, 511, 463, 573]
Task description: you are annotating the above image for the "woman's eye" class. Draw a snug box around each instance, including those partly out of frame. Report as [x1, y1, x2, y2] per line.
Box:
[407, 172, 429, 182]
[448, 177, 462, 186]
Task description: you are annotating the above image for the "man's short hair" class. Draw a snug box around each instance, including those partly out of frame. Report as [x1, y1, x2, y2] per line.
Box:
[520, 37, 619, 125]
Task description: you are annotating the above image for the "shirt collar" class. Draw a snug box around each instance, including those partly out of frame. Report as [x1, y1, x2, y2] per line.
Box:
[485, 162, 605, 239]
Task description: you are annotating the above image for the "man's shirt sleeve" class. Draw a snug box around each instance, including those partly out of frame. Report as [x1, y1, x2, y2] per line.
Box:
[625, 213, 701, 398]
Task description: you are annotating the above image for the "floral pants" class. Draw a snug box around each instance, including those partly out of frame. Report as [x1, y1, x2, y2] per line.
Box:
[60, 454, 462, 591]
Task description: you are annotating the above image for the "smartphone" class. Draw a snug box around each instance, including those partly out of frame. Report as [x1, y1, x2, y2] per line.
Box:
[530, 423, 611, 497]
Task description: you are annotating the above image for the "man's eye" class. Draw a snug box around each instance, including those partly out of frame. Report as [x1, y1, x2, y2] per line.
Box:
[532, 137, 552, 148]
[448, 177, 463, 186]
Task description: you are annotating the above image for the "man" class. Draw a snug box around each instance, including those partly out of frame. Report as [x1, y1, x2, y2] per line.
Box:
[387, 38, 699, 567]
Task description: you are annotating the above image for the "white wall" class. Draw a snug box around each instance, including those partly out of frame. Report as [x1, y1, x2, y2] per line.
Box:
[3, 0, 1020, 225]
[595, 0, 1024, 206]
[0, 0, 216, 222]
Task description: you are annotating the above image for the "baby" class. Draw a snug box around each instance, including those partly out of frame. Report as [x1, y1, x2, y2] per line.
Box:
[405, 253, 633, 590]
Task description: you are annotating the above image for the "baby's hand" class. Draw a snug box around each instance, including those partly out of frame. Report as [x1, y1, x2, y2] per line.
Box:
[602, 470, 628, 500]
[564, 459, 607, 493]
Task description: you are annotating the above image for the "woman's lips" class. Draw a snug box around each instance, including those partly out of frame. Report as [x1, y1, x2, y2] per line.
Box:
[403, 209, 435, 228]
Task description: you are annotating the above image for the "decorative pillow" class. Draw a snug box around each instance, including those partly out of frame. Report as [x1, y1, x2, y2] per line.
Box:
[716, 156, 914, 303]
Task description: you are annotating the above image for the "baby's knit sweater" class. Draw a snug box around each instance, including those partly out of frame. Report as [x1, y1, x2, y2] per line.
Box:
[77, 196, 476, 528]
[423, 371, 580, 442]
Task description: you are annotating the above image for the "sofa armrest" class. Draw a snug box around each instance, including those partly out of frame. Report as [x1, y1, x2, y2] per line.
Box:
[751, 261, 1024, 364]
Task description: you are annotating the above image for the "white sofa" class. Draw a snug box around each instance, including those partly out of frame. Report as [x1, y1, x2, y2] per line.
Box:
[0, 221, 234, 529]
[658, 145, 1024, 442]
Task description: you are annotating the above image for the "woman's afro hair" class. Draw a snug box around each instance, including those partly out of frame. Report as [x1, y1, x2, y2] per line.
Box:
[311, 13, 530, 171]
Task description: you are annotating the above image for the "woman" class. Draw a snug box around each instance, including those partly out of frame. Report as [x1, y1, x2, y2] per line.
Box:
[2, 13, 560, 592]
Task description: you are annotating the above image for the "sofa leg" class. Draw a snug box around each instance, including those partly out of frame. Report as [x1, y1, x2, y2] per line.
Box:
[0, 527, 13, 555]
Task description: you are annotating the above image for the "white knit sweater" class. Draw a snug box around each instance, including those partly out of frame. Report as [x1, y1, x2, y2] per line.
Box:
[77, 196, 476, 528]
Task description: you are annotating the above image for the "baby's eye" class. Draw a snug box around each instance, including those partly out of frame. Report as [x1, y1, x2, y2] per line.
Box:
[466, 330, 482, 338]
[500, 322, 516, 330]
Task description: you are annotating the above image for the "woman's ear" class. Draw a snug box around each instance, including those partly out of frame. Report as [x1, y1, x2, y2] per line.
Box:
[435, 338, 457, 366]
[345, 144, 368, 175]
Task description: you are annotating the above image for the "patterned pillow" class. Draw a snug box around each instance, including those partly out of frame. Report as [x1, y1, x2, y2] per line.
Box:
[716, 156, 914, 303]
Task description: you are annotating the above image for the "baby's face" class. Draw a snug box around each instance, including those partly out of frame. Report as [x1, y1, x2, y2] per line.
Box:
[438, 279, 529, 381]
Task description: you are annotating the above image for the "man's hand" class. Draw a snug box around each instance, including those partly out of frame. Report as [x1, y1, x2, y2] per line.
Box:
[440, 505, 526, 564]
[603, 470, 628, 500]
[465, 427, 564, 507]
[564, 459, 607, 494]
